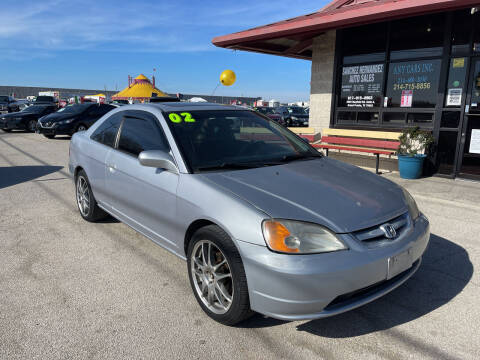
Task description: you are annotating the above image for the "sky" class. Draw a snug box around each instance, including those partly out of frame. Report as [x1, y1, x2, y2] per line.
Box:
[0, 0, 330, 102]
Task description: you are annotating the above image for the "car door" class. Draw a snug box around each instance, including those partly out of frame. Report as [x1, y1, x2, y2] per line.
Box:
[87, 112, 124, 206]
[84, 105, 106, 127]
[105, 110, 179, 251]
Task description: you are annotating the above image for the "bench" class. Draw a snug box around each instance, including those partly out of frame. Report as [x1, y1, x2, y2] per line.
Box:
[288, 127, 315, 142]
[312, 129, 401, 174]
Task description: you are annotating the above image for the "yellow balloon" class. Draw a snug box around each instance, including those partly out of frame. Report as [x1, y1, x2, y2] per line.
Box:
[220, 70, 236, 86]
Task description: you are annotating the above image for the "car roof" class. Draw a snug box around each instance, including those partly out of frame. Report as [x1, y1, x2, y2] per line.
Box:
[130, 102, 245, 112]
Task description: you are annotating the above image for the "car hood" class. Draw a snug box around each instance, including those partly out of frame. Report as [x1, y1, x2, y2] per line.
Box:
[200, 157, 407, 233]
[40, 112, 75, 122]
[290, 114, 308, 118]
[0, 111, 28, 119]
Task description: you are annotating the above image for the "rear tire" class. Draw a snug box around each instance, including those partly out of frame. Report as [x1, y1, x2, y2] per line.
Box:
[44, 134, 55, 139]
[187, 225, 253, 325]
[1, 129, 11, 132]
[75, 170, 107, 222]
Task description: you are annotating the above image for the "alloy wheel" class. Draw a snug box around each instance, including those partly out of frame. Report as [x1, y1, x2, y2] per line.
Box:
[76, 176, 90, 216]
[191, 240, 233, 314]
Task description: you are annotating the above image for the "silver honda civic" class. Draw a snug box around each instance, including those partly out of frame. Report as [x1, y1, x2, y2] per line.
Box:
[68, 102, 430, 325]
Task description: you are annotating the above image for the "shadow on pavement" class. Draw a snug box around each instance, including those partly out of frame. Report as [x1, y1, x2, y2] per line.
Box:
[240, 234, 472, 335]
[296, 234, 472, 337]
[0, 165, 63, 189]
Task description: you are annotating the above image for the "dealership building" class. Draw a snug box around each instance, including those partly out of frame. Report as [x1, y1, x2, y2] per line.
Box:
[213, 0, 480, 180]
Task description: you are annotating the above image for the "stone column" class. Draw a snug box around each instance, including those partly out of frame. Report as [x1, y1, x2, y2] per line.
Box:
[309, 30, 336, 139]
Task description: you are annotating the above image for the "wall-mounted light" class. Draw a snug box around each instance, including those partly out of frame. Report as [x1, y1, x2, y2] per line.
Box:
[472, 7, 479, 15]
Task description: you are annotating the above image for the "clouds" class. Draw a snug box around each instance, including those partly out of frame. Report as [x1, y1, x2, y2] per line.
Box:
[0, 0, 321, 54]
[0, 0, 327, 101]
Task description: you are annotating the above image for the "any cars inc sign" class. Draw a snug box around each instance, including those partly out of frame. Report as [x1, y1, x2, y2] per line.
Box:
[400, 90, 413, 107]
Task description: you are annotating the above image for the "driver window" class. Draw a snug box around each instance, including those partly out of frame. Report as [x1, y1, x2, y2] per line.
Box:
[117, 111, 169, 157]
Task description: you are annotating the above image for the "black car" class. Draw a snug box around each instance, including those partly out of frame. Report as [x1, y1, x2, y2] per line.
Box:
[0, 95, 20, 114]
[34, 95, 59, 108]
[275, 106, 309, 127]
[0, 105, 57, 132]
[37, 103, 116, 138]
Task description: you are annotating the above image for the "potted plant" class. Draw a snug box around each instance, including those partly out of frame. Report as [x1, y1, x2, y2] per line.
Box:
[397, 127, 434, 179]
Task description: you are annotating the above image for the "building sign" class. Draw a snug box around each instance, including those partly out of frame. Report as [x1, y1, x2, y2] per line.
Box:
[340, 64, 384, 108]
[446, 88, 462, 106]
[469, 129, 480, 154]
[386, 59, 442, 108]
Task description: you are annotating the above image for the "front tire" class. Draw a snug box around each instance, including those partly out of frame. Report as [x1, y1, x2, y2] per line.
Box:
[187, 225, 253, 325]
[27, 120, 37, 133]
[76, 124, 87, 132]
[44, 134, 55, 139]
[75, 170, 107, 222]
[1, 129, 11, 132]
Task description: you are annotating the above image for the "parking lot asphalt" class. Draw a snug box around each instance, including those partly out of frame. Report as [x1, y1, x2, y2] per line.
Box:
[0, 131, 479, 360]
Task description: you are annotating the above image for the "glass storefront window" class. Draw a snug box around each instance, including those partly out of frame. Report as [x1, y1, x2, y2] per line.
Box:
[437, 131, 459, 175]
[385, 59, 442, 108]
[445, 58, 467, 107]
[452, 10, 472, 55]
[342, 23, 387, 64]
[390, 14, 444, 60]
[473, 10, 480, 53]
[339, 63, 385, 108]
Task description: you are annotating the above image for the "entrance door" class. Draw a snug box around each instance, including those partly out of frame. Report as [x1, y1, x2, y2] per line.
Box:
[457, 58, 480, 179]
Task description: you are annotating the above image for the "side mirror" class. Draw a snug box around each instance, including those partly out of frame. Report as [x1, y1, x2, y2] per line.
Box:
[138, 150, 178, 174]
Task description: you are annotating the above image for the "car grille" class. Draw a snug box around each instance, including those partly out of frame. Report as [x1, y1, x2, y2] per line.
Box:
[352, 212, 411, 248]
[41, 121, 55, 128]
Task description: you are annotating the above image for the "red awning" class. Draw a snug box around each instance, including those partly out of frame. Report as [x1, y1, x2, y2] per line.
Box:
[212, 0, 479, 60]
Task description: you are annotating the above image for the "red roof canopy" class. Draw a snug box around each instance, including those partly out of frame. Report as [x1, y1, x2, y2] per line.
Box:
[212, 0, 479, 60]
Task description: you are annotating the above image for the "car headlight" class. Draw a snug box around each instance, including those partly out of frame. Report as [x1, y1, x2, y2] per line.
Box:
[291, 116, 298, 120]
[402, 188, 420, 220]
[262, 219, 347, 254]
[58, 118, 74, 125]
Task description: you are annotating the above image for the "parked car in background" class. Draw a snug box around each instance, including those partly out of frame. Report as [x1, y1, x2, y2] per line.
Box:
[37, 103, 116, 138]
[0, 105, 57, 132]
[0, 95, 20, 114]
[69, 102, 430, 325]
[276, 106, 309, 127]
[35, 95, 59, 108]
[253, 106, 285, 125]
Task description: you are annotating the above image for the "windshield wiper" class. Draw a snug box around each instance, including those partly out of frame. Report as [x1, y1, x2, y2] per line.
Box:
[196, 162, 261, 172]
[278, 153, 322, 163]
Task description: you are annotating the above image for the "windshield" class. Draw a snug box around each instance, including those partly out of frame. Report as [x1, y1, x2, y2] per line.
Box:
[0, 96, 9, 103]
[165, 110, 320, 173]
[21, 105, 49, 114]
[57, 104, 91, 114]
[287, 107, 308, 115]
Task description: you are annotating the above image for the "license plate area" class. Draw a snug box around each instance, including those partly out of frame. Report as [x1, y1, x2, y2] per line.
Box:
[387, 248, 413, 279]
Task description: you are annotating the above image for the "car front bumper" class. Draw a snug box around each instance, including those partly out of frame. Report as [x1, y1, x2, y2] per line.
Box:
[236, 214, 430, 321]
[37, 123, 73, 136]
[0, 118, 24, 130]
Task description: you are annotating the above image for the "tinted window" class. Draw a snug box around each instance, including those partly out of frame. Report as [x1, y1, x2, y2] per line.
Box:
[390, 14, 444, 60]
[91, 112, 123, 147]
[342, 23, 387, 64]
[385, 59, 442, 108]
[117, 112, 169, 156]
[88, 104, 114, 117]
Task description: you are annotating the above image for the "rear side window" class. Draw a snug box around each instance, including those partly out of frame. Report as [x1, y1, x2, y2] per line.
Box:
[117, 111, 169, 156]
[91, 112, 123, 147]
